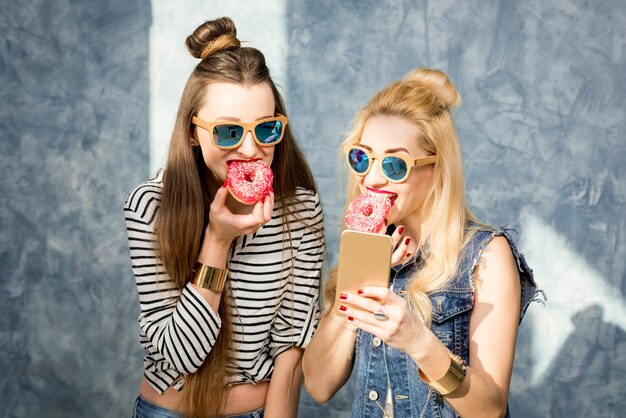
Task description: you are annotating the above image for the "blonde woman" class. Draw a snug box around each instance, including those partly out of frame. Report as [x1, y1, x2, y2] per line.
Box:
[303, 68, 536, 417]
[124, 17, 324, 418]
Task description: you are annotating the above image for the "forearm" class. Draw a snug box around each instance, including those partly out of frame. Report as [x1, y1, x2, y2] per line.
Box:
[128, 220, 224, 374]
[444, 368, 508, 418]
[192, 230, 232, 312]
[408, 322, 510, 417]
[264, 348, 304, 418]
[302, 313, 356, 403]
[141, 285, 223, 374]
[437, 236, 520, 418]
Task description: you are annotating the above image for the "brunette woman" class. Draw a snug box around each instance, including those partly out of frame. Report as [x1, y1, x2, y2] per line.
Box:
[125, 17, 324, 418]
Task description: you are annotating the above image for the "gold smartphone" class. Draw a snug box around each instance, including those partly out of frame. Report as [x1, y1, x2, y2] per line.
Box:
[335, 230, 393, 312]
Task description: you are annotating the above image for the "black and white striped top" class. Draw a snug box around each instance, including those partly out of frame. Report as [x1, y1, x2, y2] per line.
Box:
[124, 171, 324, 394]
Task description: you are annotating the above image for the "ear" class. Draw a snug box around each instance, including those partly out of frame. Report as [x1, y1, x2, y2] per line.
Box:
[190, 131, 199, 147]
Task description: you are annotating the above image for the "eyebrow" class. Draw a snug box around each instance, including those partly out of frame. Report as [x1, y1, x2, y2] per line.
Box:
[214, 115, 274, 122]
[385, 147, 410, 154]
[358, 144, 411, 154]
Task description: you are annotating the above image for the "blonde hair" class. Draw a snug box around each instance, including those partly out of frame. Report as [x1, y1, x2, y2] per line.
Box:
[156, 17, 320, 417]
[325, 68, 485, 324]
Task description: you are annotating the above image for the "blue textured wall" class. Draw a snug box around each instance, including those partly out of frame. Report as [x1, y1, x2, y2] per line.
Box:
[0, 1, 150, 417]
[1, 0, 625, 417]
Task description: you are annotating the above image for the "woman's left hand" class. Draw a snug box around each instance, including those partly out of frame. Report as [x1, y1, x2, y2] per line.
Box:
[337, 286, 427, 353]
[388, 225, 412, 267]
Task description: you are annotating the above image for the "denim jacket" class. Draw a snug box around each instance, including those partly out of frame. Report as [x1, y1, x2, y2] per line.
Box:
[351, 227, 537, 418]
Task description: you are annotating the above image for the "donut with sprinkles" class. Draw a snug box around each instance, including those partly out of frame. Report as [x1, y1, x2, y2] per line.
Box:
[226, 160, 273, 205]
[344, 192, 394, 233]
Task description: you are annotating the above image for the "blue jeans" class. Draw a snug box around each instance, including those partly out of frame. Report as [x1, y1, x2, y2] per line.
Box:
[132, 396, 264, 418]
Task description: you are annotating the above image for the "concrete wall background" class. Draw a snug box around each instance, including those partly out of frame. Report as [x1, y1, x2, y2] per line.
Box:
[0, 1, 151, 416]
[1, 0, 624, 417]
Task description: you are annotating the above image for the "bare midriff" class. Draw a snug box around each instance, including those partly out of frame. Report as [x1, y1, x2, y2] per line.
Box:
[139, 377, 269, 415]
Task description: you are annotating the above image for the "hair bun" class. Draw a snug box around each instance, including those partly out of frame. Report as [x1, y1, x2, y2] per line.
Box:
[403, 68, 461, 109]
[186, 17, 241, 60]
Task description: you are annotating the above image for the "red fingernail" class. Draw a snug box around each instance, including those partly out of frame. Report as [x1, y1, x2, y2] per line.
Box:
[397, 226, 404, 235]
[357, 289, 364, 295]
[222, 180, 228, 188]
[404, 237, 411, 245]
[347, 316, 354, 321]
[339, 293, 347, 300]
[406, 252, 412, 258]
[339, 305, 347, 311]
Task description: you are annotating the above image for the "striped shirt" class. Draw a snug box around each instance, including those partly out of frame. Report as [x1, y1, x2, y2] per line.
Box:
[124, 171, 324, 394]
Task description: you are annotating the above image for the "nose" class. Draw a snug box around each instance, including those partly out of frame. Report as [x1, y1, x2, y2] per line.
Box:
[236, 130, 258, 158]
[363, 159, 388, 188]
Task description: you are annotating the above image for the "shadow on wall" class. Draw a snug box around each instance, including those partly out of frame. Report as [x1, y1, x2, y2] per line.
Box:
[509, 210, 626, 417]
[512, 304, 626, 417]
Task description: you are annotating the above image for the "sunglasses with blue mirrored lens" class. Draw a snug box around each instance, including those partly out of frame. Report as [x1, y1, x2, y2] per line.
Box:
[344, 144, 437, 183]
[192, 114, 288, 149]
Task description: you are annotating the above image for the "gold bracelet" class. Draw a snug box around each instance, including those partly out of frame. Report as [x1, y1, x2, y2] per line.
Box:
[191, 262, 228, 292]
[418, 351, 467, 395]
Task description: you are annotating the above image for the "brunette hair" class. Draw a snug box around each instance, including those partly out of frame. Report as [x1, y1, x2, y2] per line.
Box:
[325, 68, 487, 324]
[154, 17, 319, 417]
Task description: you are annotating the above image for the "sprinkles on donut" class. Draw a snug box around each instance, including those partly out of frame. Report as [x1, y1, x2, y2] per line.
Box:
[344, 191, 394, 233]
[226, 160, 274, 205]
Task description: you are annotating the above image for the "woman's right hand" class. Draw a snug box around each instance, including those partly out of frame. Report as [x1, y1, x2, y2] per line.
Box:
[205, 184, 274, 246]
[194, 184, 274, 283]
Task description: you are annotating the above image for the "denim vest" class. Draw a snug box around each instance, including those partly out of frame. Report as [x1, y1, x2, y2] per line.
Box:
[351, 227, 537, 418]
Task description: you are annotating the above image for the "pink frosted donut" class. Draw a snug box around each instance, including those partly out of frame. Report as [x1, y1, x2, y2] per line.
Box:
[344, 192, 394, 233]
[226, 160, 273, 205]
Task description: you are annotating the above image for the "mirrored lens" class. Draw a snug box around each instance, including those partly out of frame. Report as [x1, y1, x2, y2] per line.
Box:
[214, 124, 244, 147]
[382, 156, 408, 181]
[255, 120, 283, 144]
[347, 148, 370, 174]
